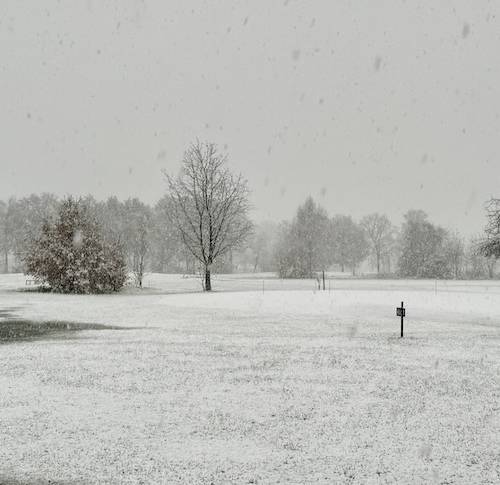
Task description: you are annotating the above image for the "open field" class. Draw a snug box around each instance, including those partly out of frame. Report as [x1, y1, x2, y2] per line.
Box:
[1, 274, 500, 484]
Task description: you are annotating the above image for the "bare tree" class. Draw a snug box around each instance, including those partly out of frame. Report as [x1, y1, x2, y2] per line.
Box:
[479, 198, 500, 260]
[123, 198, 152, 288]
[131, 217, 149, 288]
[164, 141, 252, 291]
[273, 198, 330, 279]
[248, 221, 279, 273]
[331, 215, 369, 275]
[150, 196, 184, 273]
[443, 231, 465, 279]
[397, 210, 452, 278]
[361, 213, 393, 274]
[4, 194, 59, 272]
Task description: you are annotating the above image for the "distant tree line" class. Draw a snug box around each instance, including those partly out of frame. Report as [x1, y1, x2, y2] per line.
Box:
[1, 137, 499, 288]
[246, 199, 499, 280]
[0, 193, 188, 284]
[0, 193, 499, 282]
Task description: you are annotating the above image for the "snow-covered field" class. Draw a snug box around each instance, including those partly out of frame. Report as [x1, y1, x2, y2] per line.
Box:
[1, 274, 499, 484]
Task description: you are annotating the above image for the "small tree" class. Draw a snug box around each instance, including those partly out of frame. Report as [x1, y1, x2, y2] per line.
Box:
[123, 198, 152, 288]
[248, 221, 279, 273]
[97, 196, 126, 246]
[273, 198, 331, 279]
[347, 223, 370, 275]
[330, 215, 350, 273]
[150, 196, 184, 273]
[24, 197, 127, 294]
[361, 213, 393, 274]
[443, 231, 465, 279]
[398, 210, 451, 278]
[274, 221, 297, 278]
[165, 141, 252, 291]
[465, 238, 491, 279]
[294, 197, 331, 277]
[331, 215, 369, 274]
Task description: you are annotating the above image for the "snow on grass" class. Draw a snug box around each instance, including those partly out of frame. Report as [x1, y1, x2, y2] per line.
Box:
[0, 274, 499, 483]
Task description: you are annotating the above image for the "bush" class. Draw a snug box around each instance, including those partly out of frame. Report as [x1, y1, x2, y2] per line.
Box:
[24, 197, 127, 294]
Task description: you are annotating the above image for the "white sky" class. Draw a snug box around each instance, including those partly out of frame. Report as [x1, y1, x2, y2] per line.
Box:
[1, 0, 499, 236]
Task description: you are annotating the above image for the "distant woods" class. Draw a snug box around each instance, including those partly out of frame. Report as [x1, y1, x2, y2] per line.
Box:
[0, 192, 497, 282]
[274, 202, 498, 280]
[274, 198, 372, 278]
[0, 144, 499, 285]
[0, 193, 194, 283]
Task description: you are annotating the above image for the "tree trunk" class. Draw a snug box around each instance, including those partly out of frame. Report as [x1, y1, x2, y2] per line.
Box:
[3, 250, 8, 273]
[488, 260, 495, 279]
[253, 255, 259, 273]
[376, 252, 380, 274]
[205, 267, 212, 291]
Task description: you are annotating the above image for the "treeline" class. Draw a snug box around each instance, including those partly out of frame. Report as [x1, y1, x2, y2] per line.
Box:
[252, 198, 497, 280]
[0, 194, 189, 280]
[0, 193, 250, 280]
[0, 193, 497, 280]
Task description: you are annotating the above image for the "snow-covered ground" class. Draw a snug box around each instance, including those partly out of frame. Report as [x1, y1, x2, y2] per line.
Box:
[1, 274, 499, 483]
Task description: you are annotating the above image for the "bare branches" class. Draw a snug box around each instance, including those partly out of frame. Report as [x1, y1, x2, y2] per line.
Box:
[479, 198, 500, 258]
[360, 213, 394, 274]
[164, 141, 253, 290]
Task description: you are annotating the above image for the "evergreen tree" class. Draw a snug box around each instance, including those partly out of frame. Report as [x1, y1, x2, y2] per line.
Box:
[24, 197, 127, 293]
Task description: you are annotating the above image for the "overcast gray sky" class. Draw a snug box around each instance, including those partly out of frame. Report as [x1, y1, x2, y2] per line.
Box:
[1, 0, 499, 235]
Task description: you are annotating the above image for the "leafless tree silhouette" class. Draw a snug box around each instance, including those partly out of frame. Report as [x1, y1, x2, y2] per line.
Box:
[164, 141, 252, 291]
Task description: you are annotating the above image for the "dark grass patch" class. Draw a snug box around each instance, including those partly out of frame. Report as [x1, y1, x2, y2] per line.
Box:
[0, 310, 130, 343]
[0, 478, 72, 485]
[0, 307, 19, 319]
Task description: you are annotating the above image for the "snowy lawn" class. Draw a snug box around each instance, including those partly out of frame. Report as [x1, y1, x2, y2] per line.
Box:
[1, 274, 499, 483]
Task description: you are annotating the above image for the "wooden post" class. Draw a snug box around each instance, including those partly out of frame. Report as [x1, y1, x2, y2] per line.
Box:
[396, 302, 406, 338]
[400, 301, 404, 338]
